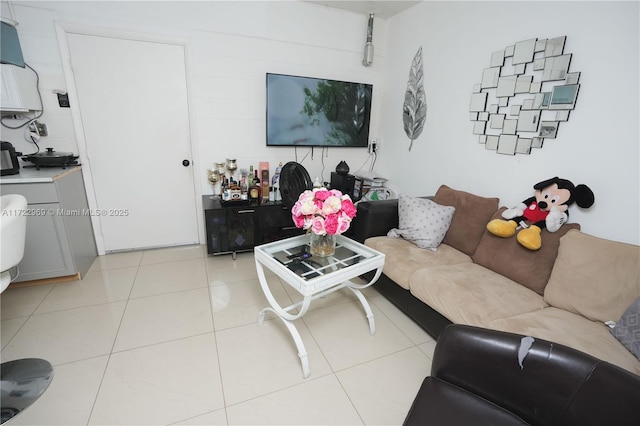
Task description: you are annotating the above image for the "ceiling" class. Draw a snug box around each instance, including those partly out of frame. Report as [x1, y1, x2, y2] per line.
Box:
[304, 1, 421, 19]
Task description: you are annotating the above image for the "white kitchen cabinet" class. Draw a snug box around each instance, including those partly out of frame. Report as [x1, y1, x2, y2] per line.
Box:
[0, 64, 40, 112]
[1, 167, 97, 282]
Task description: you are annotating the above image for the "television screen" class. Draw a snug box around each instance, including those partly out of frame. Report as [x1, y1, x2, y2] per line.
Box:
[266, 73, 372, 147]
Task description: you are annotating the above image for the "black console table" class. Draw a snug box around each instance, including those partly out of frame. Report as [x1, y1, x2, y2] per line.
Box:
[202, 196, 302, 258]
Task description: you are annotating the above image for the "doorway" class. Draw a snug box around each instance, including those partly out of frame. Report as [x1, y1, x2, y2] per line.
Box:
[60, 28, 200, 253]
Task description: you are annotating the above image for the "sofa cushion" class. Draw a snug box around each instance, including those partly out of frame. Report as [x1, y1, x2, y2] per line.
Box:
[544, 230, 640, 324]
[364, 237, 471, 289]
[472, 208, 581, 295]
[387, 194, 455, 250]
[408, 263, 547, 327]
[488, 307, 640, 376]
[434, 185, 499, 256]
[610, 296, 640, 360]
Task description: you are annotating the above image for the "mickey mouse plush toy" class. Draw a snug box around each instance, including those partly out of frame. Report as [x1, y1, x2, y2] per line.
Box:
[487, 177, 595, 250]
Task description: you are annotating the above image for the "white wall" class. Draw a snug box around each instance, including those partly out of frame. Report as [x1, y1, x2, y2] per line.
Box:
[1, 0, 384, 199]
[3, 0, 638, 246]
[379, 1, 639, 245]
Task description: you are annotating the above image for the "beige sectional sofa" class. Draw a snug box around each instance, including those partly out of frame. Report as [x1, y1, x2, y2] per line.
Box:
[357, 185, 640, 376]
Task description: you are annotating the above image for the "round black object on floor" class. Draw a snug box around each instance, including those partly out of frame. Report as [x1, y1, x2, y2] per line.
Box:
[1, 358, 54, 424]
[279, 162, 313, 208]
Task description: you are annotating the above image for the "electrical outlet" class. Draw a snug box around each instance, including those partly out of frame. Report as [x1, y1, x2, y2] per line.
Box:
[35, 121, 48, 136]
[368, 139, 377, 154]
[57, 93, 70, 108]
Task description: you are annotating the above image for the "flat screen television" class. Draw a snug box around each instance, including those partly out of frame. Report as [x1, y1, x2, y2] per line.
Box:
[266, 73, 372, 147]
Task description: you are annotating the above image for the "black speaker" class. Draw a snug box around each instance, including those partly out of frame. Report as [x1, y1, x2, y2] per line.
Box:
[330, 172, 356, 198]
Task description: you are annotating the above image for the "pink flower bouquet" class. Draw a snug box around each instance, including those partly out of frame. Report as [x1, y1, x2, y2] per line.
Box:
[291, 188, 357, 236]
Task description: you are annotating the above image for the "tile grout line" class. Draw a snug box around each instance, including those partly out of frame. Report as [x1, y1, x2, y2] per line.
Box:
[205, 252, 231, 425]
[297, 304, 365, 424]
[85, 253, 144, 425]
[0, 282, 56, 357]
[1, 246, 434, 425]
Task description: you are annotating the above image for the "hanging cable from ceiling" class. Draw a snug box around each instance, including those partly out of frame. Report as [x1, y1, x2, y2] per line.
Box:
[362, 13, 374, 67]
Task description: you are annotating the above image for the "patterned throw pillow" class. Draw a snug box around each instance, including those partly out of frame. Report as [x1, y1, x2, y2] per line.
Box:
[610, 296, 640, 360]
[387, 194, 455, 251]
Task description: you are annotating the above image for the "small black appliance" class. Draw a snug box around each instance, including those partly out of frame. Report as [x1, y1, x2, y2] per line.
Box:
[22, 147, 79, 169]
[0, 141, 21, 176]
[330, 172, 357, 199]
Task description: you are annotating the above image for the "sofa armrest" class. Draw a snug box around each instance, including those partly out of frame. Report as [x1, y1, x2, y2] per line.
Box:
[431, 325, 597, 425]
[350, 196, 435, 243]
[405, 324, 640, 426]
[349, 199, 399, 243]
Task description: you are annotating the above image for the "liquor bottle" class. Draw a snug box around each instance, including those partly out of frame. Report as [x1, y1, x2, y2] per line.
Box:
[272, 162, 282, 201]
[240, 176, 248, 200]
[229, 176, 241, 201]
[221, 176, 230, 201]
[261, 169, 270, 202]
[249, 170, 261, 201]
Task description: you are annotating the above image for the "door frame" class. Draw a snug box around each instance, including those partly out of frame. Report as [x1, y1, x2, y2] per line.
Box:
[55, 23, 203, 255]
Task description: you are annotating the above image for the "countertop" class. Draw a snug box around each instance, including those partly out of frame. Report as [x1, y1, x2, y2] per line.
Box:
[0, 165, 82, 184]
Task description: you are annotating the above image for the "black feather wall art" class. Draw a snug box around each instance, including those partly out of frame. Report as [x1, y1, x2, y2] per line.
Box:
[402, 47, 427, 152]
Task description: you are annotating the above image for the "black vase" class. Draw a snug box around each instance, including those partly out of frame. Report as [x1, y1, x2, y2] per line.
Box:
[336, 161, 349, 175]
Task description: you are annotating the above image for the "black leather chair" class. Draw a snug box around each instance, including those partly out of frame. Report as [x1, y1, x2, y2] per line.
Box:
[404, 324, 640, 426]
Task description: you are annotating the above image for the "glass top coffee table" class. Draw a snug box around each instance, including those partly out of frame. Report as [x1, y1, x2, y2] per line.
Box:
[254, 234, 385, 378]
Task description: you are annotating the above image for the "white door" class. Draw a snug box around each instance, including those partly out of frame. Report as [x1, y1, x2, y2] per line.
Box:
[66, 33, 199, 252]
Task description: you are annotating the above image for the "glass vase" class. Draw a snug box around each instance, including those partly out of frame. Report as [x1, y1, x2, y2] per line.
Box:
[310, 233, 336, 257]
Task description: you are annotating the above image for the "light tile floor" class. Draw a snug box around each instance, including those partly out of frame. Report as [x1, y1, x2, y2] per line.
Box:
[1, 245, 436, 425]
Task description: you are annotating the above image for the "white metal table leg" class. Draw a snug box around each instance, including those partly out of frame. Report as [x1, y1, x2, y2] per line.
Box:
[254, 249, 385, 379]
[347, 287, 376, 335]
[344, 266, 384, 335]
[255, 260, 311, 321]
[255, 259, 313, 378]
[258, 307, 310, 378]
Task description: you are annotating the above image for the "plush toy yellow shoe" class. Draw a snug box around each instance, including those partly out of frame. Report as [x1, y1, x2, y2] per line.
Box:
[486, 219, 518, 237]
[517, 225, 542, 250]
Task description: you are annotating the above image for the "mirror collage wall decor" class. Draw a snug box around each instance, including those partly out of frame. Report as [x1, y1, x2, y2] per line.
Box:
[470, 36, 581, 155]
